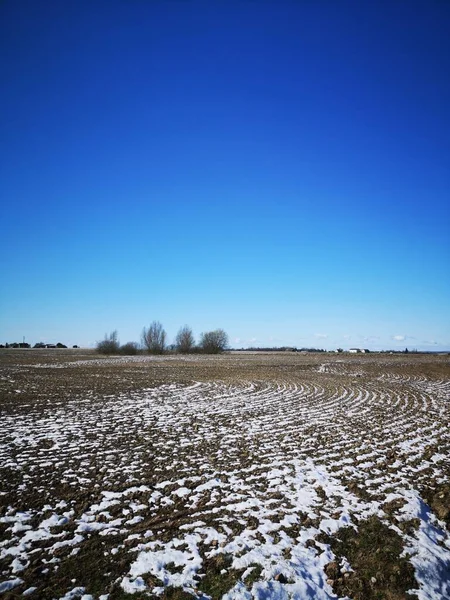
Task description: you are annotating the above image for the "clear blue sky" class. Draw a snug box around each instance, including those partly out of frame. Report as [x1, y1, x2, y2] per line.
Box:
[1, 0, 449, 350]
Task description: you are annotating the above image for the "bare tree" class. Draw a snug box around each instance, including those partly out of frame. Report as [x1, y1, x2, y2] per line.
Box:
[199, 329, 229, 354]
[142, 321, 166, 354]
[175, 325, 195, 353]
[96, 330, 120, 354]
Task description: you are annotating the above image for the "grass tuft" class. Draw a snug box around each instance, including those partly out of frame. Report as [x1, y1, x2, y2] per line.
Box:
[324, 516, 418, 600]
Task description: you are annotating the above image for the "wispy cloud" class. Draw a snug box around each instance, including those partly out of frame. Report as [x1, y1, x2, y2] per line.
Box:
[314, 333, 328, 339]
[233, 337, 260, 346]
[392, 335, 406, 342]
[359, 335, 380, 343]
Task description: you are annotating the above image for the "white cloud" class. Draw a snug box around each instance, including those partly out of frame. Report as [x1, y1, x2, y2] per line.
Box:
[392, 335, 406, 342]
[359, 335, 380, 342]
[314, 333, 328, 339]
[232, 337, 260, 346]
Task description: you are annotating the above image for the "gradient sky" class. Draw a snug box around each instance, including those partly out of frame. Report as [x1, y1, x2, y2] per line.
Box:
[1, 0, 449, 350]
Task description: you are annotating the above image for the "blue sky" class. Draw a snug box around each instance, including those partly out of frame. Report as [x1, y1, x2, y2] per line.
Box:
[1, 0, 449, 350]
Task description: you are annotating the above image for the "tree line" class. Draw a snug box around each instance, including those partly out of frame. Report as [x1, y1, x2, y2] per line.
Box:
[96, 322, 228, 355]
[0, 342, 79, 349]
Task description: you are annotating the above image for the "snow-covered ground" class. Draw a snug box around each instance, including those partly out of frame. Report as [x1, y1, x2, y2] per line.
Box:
[0, 354, 449, 599]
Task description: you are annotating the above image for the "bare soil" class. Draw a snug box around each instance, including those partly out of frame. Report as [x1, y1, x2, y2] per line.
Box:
[0, 350, 449, 599]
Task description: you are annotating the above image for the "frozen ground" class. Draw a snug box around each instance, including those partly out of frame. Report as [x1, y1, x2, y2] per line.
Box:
[0, 350, 449, 599]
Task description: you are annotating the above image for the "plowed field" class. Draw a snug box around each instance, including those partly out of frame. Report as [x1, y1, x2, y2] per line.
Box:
[1, 350, 449, 599]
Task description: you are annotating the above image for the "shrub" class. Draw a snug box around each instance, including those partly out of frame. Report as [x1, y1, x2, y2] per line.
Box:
[120, 342, 139, 355]
[199, 329, 229, 354]
[96, 330, 120, 355]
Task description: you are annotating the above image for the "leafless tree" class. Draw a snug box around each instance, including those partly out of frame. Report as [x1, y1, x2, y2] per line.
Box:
[199, 329, 229, 354]
[175, 325, 195, 353]
[96, 330, 120, 354]
[142, 321, 166, 354]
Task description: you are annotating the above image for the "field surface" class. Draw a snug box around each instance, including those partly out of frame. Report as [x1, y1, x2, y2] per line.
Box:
[0, 350, 449, 600]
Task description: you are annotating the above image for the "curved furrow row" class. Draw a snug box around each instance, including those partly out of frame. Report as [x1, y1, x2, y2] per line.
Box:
[1, 358, 449, 600]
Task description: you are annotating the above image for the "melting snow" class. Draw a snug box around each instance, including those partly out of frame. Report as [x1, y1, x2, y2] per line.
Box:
[1, 361, 449, 598]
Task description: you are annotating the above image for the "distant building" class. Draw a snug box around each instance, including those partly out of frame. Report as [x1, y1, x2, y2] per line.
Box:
[349, 348, 360, 353]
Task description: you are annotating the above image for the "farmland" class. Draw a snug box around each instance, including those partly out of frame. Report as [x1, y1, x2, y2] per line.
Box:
[0, 350, 449, 599]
